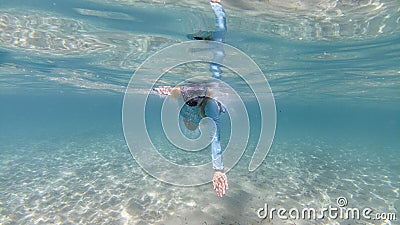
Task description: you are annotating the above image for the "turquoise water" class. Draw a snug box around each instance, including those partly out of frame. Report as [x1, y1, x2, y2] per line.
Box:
[1, 0, 400, 224]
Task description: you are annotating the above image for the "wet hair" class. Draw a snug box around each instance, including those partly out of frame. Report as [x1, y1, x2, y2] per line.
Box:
[180, 83, 207, 107]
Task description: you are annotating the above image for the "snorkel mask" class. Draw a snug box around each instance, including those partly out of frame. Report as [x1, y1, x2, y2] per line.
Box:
[180, 83, 207, 107]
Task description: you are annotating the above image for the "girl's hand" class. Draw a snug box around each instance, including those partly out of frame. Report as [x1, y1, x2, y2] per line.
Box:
[153, 86, 172, 96]
[212, 170, 228, 197]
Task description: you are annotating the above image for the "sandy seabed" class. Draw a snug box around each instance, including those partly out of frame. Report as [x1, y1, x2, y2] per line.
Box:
[0, 132, 398, 225]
